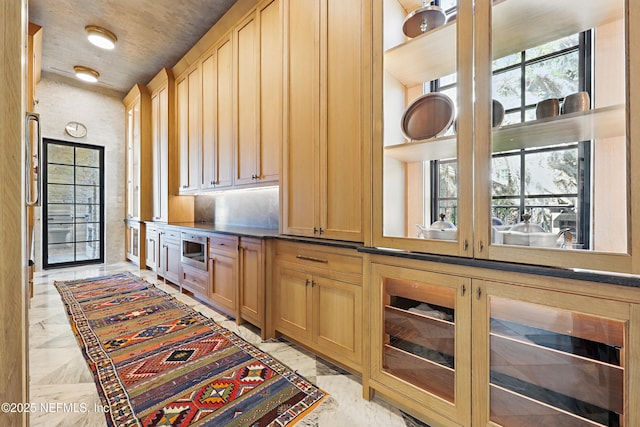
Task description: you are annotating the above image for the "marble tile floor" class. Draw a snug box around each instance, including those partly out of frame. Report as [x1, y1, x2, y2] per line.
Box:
[29, 261, 431, 427]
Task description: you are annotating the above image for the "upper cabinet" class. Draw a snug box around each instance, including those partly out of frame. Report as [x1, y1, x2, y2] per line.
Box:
[123, 84, 152, 221]
[282, 0, 371, 242]
[175, 0, 282, 194]
[234, 0, 281, 186]
[375, 0, 640, 273]
[147, 68, 193, 223]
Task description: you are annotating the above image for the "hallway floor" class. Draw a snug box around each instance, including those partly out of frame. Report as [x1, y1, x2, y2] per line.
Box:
[29, 261, 430, 427]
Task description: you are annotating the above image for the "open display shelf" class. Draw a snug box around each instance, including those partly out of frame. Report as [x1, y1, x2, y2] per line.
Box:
[384, 0, 623, 87]
[384, 104, 624, 162]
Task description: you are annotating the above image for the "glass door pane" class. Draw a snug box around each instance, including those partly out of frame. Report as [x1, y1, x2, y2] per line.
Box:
[379, 0, 471, 256]
[488, 0, 627, 256]
[43, 139, 104, 268]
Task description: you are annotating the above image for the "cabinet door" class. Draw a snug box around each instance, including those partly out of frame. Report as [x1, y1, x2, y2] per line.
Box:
[165, 241, 181, 284]
[282, 0, 320, 237]
[235, 14, 260, 186]
[239, 238, 263, 326]
[320, 0, 363, 242]
[216, 37, 234, 189]
[258, 0, 282, 183]
[151, 86, 169, 222]
[273, 264, 313, 342]
[125, 101, 140, 219]
[201, 52, 218, 190]
[473, 280, 631, 427]
[369, 262, 471, 426]
[177, 77, 190, 191]
[210, 251, 237, 315]
[313, 275, 362, 369]
[125, 220, 140, 265]
[145, 229, 158, 271]
[187, 66, 202, 191]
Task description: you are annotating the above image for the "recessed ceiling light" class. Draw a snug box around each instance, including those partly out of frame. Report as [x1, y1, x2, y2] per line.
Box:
[85, 25, 117, 50]
[73, 65, 100, 83]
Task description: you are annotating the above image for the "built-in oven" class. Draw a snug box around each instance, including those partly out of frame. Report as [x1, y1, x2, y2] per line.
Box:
[181, 232, 208, 271]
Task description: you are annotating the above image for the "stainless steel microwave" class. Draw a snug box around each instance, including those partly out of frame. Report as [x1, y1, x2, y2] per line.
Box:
[181, 232, 208, 271]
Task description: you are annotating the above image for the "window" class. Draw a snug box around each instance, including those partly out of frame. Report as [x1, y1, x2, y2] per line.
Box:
[432, 31, 592, 248]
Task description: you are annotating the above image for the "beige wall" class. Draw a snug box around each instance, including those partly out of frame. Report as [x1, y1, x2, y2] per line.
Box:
[33, 73, 126, 266]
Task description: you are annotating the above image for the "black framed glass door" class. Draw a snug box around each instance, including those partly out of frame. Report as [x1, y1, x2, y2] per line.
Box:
[42, 139, 104, 268]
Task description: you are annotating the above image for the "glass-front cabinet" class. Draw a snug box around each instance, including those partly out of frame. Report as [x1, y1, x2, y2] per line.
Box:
[377, 0, 473, 257]
[375, 0, 640, 273]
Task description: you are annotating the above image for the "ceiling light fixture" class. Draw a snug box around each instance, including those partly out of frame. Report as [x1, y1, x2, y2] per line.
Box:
[73, 65, 100, 83]
[85, 25, 117, 50]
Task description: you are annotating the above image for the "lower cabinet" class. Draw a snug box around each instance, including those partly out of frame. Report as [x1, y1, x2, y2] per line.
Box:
[273, 240, 363, 373]
[125, 219, 142, 265]
[145, 224, 158, 271]
[238, 237, 267, 330]
[158, 227, 181, 285]
[368, 255, 640, 427]
[181, 263, 209, 299]
[209, 234, 239, 317]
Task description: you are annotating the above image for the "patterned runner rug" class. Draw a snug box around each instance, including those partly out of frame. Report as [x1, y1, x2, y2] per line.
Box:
[55, 272, 329, 426]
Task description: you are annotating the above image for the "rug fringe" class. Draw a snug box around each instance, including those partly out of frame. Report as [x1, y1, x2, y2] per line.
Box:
[290, 394, 338, 427]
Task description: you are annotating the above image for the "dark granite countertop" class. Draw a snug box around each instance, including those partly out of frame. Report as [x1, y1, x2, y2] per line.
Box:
[143, 221, 640, 289]
[150, 222, 280, 239]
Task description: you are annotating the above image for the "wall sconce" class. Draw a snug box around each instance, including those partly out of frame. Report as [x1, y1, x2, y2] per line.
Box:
[73, 65, 100, 83]
[85, 25, 117, 50]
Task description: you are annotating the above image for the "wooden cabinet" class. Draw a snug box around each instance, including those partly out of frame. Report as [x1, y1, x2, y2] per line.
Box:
[369, 261, 471, 426]
[181, 264, 209, 299]
[124, 84, 152, 221]
[234, 0, 281, 186]
[273, 240, 363, 372]
[201, 36, 234, 190]
[123, 84, 151, 266]
[473, 281, 635, 427]
[125, 219, 142, 265]
[145, 223, 159, 271]
[282, 0, 368, 242]
[177, 66, 201, 193]
[367, 254, 640, 427]
[158, 227, 181, 285]
[238, 237, 267, 330]
[209, 234, 239, 316]
[147, 68, 193, 223]
[175, 0, 281, 193]
[375, 0, 640, 273]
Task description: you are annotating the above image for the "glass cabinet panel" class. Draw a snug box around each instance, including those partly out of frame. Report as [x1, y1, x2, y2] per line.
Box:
[487, 0, 627, 256]
[379, 0, 472, 256]
[488, 296, 625, 426]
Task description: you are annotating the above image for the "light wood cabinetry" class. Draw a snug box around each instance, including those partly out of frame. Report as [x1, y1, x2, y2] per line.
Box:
[238, 237, 267, 330]
[145, 223, 158, 272]
[125, 219, 142, 265]
[158, 227, 181, 285]
[375, 0, 640, 273]
[175, 0, 281, 194]
[147, 68, 194, 222]
[177, 66, 202, 193]
[367, 254, 640, 427]
[123, 84, 152, 265]
[209, 234, 239, 316]
[201, 36, 234, 190]
[234, 0, 281, 186]
[273, 240, 363, 372]
[282, 0, 369, 242]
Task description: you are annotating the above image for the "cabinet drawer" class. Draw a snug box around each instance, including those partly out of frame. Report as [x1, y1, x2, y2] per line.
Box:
[275, 241, 362, 277]
[160, 228, 181, 243]
[209, 234, 238, 253]
[182, 264, 209, 297]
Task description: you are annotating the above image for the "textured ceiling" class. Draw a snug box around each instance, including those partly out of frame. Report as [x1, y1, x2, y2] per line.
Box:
[29, 0, 237, 96]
